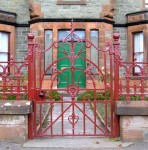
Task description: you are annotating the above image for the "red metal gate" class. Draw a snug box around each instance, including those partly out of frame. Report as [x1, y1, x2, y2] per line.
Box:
[27, 22, 120, 138]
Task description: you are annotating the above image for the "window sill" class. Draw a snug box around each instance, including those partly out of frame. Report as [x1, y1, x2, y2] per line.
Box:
[57, 0, 87, 5]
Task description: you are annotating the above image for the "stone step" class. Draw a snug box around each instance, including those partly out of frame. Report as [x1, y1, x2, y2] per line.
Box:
[23, 137, 131, 149]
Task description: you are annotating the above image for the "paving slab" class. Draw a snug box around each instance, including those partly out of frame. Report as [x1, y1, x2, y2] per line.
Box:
[1, 140, 148, 150]
[23, 137, 132, 149]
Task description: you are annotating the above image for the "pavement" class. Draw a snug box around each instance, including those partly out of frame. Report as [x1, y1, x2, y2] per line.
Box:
[1, 138, 148, 150]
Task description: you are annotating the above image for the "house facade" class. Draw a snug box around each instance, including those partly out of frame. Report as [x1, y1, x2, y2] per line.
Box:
[0, 0, 148, 88]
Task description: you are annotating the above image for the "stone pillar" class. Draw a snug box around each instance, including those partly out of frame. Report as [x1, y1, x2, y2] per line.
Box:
[0, 100, 32, 143]
[115, 101, 148, 142]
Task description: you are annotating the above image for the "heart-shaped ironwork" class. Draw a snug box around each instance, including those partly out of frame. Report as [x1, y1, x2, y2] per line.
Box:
[68, 114, 79, 125]
[67, 84, 79, 97]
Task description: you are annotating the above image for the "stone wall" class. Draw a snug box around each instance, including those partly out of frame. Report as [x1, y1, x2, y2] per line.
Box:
[0, 115, 28, 143]
[32, 0, 110, 18]
[114, 0, 143, 23]
[116, 101, 148, 142]
[120, 116, 148, 142]
[0, 101, 32, 143]
[0, 0, 30, 23]
[0, 0, 144, 23]
[15, 27, 30, 61]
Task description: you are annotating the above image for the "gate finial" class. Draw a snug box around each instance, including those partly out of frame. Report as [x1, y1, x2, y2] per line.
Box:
[28, 33, 34, 40]
[113, 33, 120, 41]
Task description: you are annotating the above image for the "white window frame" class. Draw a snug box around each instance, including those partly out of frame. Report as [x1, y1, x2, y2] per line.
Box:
[90, 30, 99, 74]
[145, 0, 148, 8]
[0, 32, 9, 73]
[57, 0, 86, 5]
[133, 32, 144, 74]
[44, 30, 53, 75]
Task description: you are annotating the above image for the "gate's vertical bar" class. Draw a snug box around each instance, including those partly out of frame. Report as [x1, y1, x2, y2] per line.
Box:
[28, 33, 34, 139]
[109, 41, 114, 136]
[83, 98, 86, 135]
[105, 101, 108, 135]
[71, 28, 75, 135]
[61, 95, 64, 135]
[33, 43, 37, 136]
[2, 71, 7, 100]
[16, 74, 21, 100]
[113, 33, 120, 138]
[140, 71, 145, 101]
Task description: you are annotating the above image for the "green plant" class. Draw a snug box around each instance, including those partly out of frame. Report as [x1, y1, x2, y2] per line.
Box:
[119, 96, 126, 101]
[77, 90, 110, 101]
[46, 91, 61, 101]
[77, 91, 148, 101]
[0, 93, 28, 100]
[0, 88, 28, 100]
[130, 95, 140, 101]
[20, 74, 27, 86]
[7, 94, 17, 100]
[110, 138, 120, 142]
[119, 95, 148, 101]
[0, 89, 16, 100]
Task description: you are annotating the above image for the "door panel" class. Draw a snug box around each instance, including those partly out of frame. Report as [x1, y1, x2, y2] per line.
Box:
[58, 42, 86, 88]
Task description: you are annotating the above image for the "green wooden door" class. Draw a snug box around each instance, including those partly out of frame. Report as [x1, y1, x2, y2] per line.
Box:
[57, 42, 86, 88]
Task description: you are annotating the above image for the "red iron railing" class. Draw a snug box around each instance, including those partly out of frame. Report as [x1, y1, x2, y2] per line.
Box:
[0, 21, 147, 139]
[113, 33, 148, 102]
[0, 54, 28, 100]
[118, 61, 148, 101]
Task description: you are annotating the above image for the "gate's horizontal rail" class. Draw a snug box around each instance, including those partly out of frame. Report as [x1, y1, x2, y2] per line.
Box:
[35, 100, 112, 103]
[35, 134, 109, 137]
[38, 88, 106, 91]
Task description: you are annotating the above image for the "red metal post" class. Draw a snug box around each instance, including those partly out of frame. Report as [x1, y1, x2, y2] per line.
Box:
[27, 33, 34, 139]
[113, 33, 120, 138]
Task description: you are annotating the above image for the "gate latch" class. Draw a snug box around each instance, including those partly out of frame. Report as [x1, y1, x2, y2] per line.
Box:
[39, 91, 45, 99]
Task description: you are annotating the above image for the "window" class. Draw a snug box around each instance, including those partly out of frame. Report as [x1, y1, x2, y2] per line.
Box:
[58, 30, 85, 41]
[44, 30, 53, 74]
[133, 32, 144, 74]
[145, 0, 148, 8]
[0, 32, 9, 73]
[90, 30, 99, 73]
